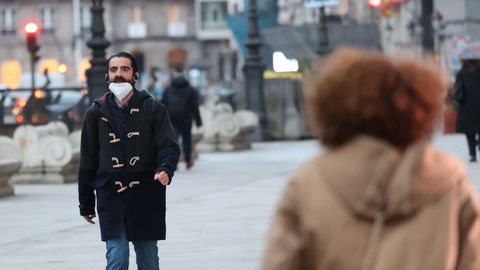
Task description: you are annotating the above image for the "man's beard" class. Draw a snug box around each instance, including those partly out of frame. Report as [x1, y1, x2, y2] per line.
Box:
[111, 76, 134, 85]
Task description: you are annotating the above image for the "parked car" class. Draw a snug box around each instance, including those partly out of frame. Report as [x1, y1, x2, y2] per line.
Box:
[1, 87, 88, 130]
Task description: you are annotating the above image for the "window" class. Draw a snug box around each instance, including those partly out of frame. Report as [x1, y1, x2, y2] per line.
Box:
[228, 0, 244, 14]
[1, 61, 21, 89]
[0, 8, 16, 35]
[41, 7, 55, 32]
[127, 4, 147, 38]
[201, 1, 227, 30]
[80, 5, 91, 30]
[167, 3, 187, 37]
[38, 59, 60, 74]
[130, 4, 144, 23]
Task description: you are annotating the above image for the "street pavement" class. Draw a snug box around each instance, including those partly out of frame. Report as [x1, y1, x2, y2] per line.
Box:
[0, 134, 478, 270]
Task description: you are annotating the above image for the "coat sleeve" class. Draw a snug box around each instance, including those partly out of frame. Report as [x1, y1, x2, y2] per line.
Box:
[78, 106, 99, 216]
[261, 179, 306, 270]
[153, 100, 180, 182]
[456, 181, 480, 269]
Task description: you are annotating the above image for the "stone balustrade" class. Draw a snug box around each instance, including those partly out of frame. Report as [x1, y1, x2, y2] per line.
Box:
[11, 121, 73, 184]
[196, 102, 258, 152]
[0, 136, 23, 197]
[60, 130, 81, 183]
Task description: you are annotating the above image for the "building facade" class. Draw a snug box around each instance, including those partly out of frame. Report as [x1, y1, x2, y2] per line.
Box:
[378, 0, 480, 80]
[0, 0, 238, 91]
[267, 0, 379, 71]
[277, 0, 377, 26]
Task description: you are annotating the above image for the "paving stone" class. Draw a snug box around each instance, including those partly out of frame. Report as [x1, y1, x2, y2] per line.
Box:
[0, 136, 477, 269]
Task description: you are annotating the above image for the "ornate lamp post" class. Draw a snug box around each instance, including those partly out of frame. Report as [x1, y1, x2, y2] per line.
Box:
[317, 6, 330, 55]
[421, 0, 434, 52]
[242, 0, 269, 141]
[86, 0, 110, 102]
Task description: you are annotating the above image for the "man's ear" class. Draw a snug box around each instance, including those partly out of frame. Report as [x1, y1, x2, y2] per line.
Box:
[104, 74, 109, 82]
[133, 72, 140, 80]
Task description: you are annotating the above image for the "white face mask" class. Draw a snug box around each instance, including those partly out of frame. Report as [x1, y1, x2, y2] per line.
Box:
[109, 82, 133, 101]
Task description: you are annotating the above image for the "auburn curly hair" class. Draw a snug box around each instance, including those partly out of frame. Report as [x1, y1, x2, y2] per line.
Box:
[304, 47, 447, 149]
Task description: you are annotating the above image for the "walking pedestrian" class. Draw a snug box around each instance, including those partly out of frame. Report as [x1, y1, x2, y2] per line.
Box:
[261, 47, 480, 269]
[454, 59, 480, 162]
[161, 67, 202, 170]
[78, 51, 180, 270]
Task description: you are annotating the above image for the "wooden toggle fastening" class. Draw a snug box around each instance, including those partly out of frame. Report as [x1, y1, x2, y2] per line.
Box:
[101, 117, 109, 123]
[129, 156, 140, 166]
[115, 181, 127, 193]
[112, 157, 124, 168]
[114, 181, 140, 192]
[129, 181, 140, 188]
[109, 133, 121, 143]
[127, 132, 140, 138]
[130, 108, 140, 114]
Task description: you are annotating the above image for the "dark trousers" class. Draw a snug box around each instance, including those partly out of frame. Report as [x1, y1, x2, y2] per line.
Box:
[172, 118, 192, 163]
[465, 132, 479, 158]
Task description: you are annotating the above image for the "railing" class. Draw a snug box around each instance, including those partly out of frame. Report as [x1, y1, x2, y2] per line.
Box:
[0, 87, 90, 131]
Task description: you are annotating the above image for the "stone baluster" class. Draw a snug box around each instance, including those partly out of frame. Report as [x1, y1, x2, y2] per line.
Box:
[0, 136, 23, 198]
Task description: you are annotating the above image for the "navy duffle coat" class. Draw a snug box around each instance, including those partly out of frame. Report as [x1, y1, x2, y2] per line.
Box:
[78, 89, 180, 241]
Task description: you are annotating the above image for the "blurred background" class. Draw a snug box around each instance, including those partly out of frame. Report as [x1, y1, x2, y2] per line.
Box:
[1, 1, 480, 269]
[0, 0, 476, 138]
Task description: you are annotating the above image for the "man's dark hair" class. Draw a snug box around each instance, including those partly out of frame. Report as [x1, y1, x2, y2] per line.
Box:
[106, 51, 138, 74]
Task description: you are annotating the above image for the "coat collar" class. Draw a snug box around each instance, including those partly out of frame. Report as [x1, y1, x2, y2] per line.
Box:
[94, 89, 153, 125]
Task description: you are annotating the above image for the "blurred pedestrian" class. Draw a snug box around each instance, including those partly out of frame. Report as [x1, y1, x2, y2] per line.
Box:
[261, 47, 480, 270]
[78, 51, 180, 270]
[454, 59, 480, 162]
[162, 67, 202, 170]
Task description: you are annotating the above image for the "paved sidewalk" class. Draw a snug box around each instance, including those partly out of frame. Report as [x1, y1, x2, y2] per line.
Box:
[0, 135, 478, 270]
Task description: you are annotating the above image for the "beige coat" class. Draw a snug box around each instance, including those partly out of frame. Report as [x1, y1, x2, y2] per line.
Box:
[261, 136, 480, 270]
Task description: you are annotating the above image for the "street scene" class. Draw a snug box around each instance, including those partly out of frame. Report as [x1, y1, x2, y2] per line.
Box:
[0, 0, 480, 269]
[0, 135, 479, 269]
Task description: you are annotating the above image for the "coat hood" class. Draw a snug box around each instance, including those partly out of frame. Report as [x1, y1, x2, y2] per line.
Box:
[320, 135, 466, 221]
[170, 76, 190, 89]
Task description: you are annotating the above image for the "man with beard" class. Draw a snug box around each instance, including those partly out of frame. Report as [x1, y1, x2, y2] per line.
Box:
[78, 51, 180, 270]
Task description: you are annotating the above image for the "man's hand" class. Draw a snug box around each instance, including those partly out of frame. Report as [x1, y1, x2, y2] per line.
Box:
[83, 214, 96, 224]
[154, 171, 170, 186]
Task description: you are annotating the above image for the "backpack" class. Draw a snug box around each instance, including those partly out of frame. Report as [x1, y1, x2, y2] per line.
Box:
[165, 86, 190, 119]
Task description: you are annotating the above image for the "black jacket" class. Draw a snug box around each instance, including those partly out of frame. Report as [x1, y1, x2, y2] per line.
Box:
[78, 89, 180, 241]
[161, 76, 202, 127]
[455, 66, 480, 133]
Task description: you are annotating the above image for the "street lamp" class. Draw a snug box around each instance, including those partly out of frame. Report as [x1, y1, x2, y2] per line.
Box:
[316, 6, 330, 55]
[86, 0, 110, 102]
[421, 0, 434, 52]
[58, 63, 68, 73]
[242, 0, 269, 141]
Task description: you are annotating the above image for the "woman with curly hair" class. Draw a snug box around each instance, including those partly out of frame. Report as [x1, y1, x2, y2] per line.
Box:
[261, 47, 480, 270]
